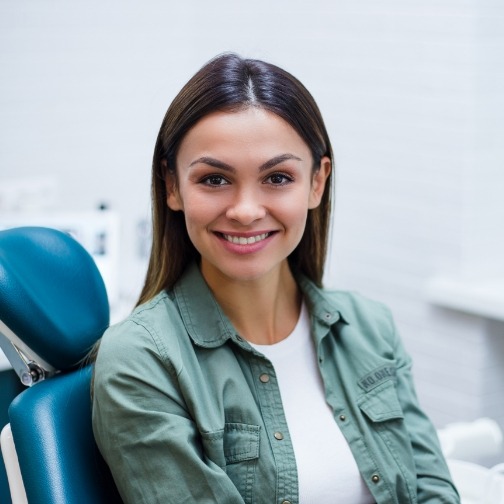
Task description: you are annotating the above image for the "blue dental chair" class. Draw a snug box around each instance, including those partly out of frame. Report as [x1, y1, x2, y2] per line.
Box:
[0, 227, 122, 504]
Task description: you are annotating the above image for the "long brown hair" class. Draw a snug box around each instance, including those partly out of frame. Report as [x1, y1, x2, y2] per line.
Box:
[138, 53, 334, 305]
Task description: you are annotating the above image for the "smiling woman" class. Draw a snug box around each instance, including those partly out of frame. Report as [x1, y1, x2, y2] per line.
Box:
[91, 53, 460, 504]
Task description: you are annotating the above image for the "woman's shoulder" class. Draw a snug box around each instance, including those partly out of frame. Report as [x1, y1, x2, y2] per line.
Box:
[92, 291, 188, 412]
[300, 276, 393, 327]
[324, 289, 392, 319]
[97, 290, 186, 367]
[320, 288, 404, 353]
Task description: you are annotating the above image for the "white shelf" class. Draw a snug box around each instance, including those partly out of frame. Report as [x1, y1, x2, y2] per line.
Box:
[426, 277, 504, 321]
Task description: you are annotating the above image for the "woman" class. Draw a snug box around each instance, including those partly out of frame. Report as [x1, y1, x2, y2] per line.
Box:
[92, 53, 459, 503]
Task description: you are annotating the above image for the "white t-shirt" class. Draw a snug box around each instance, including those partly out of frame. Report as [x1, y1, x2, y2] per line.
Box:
[250, 303, 374, 503]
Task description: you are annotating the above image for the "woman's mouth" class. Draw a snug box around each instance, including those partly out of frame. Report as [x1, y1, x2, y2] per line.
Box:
[221, 232, 271, 245]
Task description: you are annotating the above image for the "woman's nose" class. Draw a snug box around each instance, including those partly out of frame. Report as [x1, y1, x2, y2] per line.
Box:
[225, 189, 267, 225]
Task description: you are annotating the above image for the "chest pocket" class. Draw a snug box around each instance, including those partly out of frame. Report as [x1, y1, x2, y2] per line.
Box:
[201, 422, 260, 504]
[357, 380, 404, 422]
[201, 422, 260, 466]
[222, 422, 260, 463]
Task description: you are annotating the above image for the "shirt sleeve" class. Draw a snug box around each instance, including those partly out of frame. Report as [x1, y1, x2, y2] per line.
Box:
[388, 312, 461, 503]
[92, 319, 245, 504]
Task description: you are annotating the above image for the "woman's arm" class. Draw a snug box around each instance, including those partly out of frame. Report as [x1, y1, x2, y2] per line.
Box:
[389, 314, 460, 503]
[92, 320, 245, 504]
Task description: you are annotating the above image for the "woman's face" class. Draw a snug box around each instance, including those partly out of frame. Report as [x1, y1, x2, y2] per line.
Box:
[167, 107, 330, 285]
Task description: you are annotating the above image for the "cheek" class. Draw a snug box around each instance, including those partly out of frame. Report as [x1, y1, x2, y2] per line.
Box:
[181, 196, 219, 229]
[274, 200, 310, 237]
[277, 190, 311, 221]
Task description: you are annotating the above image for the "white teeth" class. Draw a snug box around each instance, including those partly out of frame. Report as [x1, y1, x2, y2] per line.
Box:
[222, 233, 269, 245]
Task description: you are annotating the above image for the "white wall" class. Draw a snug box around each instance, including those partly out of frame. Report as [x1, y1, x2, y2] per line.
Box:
[1, 0, 503, 453]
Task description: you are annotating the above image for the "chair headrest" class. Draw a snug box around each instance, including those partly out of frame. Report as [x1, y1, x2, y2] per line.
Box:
[0, 227, 109, 371]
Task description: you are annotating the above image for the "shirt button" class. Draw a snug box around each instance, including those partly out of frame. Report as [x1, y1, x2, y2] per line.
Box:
[236, 335, 243, 342]
[259, 373, 270, 383]
[281, 501, 292, 504]
[274, 432, 284, 440]
[371, 474, 380, 483]
[339, 414, 346, 421]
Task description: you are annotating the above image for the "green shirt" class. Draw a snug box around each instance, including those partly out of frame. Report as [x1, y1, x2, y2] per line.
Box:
[92, 263, 459, 503]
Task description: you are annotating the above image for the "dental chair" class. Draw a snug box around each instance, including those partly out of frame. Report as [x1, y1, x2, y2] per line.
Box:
[0, 226, 122, 504]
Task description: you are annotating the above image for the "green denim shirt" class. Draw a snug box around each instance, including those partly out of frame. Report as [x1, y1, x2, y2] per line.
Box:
[92, 263, 460, 504]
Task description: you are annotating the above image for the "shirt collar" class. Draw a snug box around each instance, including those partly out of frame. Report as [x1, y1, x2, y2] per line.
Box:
[296, 275, 349, 327]
[172, 262, 236, 348]
[172, 262, 350, 348]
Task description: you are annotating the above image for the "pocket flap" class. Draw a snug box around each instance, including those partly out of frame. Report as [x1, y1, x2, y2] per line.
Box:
[358, 382, 404, 422]
[223, 423, 260, 464]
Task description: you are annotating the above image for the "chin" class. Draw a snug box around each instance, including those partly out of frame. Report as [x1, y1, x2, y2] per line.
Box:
[203, 257, 290, 285]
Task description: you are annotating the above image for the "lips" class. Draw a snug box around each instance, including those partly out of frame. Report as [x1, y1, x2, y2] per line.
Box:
[221, 232, 270, 245]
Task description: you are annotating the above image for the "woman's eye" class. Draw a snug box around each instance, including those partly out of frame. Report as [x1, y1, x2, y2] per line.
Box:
[201, 175, 229, 186]
[265, 173, 293, 186]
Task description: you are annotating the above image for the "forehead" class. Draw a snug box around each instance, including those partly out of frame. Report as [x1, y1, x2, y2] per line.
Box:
[176, 108, 311, 164]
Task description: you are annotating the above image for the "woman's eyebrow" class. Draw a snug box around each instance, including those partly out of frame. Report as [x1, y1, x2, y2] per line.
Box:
[189, 153, 302, 172]
[259, 154, 302, 172]
[189, 157, 235, 172]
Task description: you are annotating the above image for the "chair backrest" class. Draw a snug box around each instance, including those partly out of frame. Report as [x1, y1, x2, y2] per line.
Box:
[0, 227, 122, 504]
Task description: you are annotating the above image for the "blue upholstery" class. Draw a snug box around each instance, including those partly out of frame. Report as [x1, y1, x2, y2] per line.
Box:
[0, 227, 122, 503]
[0, 227, 109, 370]
[9, 367, 121, 504]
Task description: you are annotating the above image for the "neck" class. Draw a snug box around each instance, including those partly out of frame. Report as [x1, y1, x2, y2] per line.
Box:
[201, 261, 302, 345]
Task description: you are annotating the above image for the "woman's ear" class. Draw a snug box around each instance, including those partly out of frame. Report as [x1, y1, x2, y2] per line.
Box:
[308, 156, 331, 209]
[162, 161, 183, 211]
